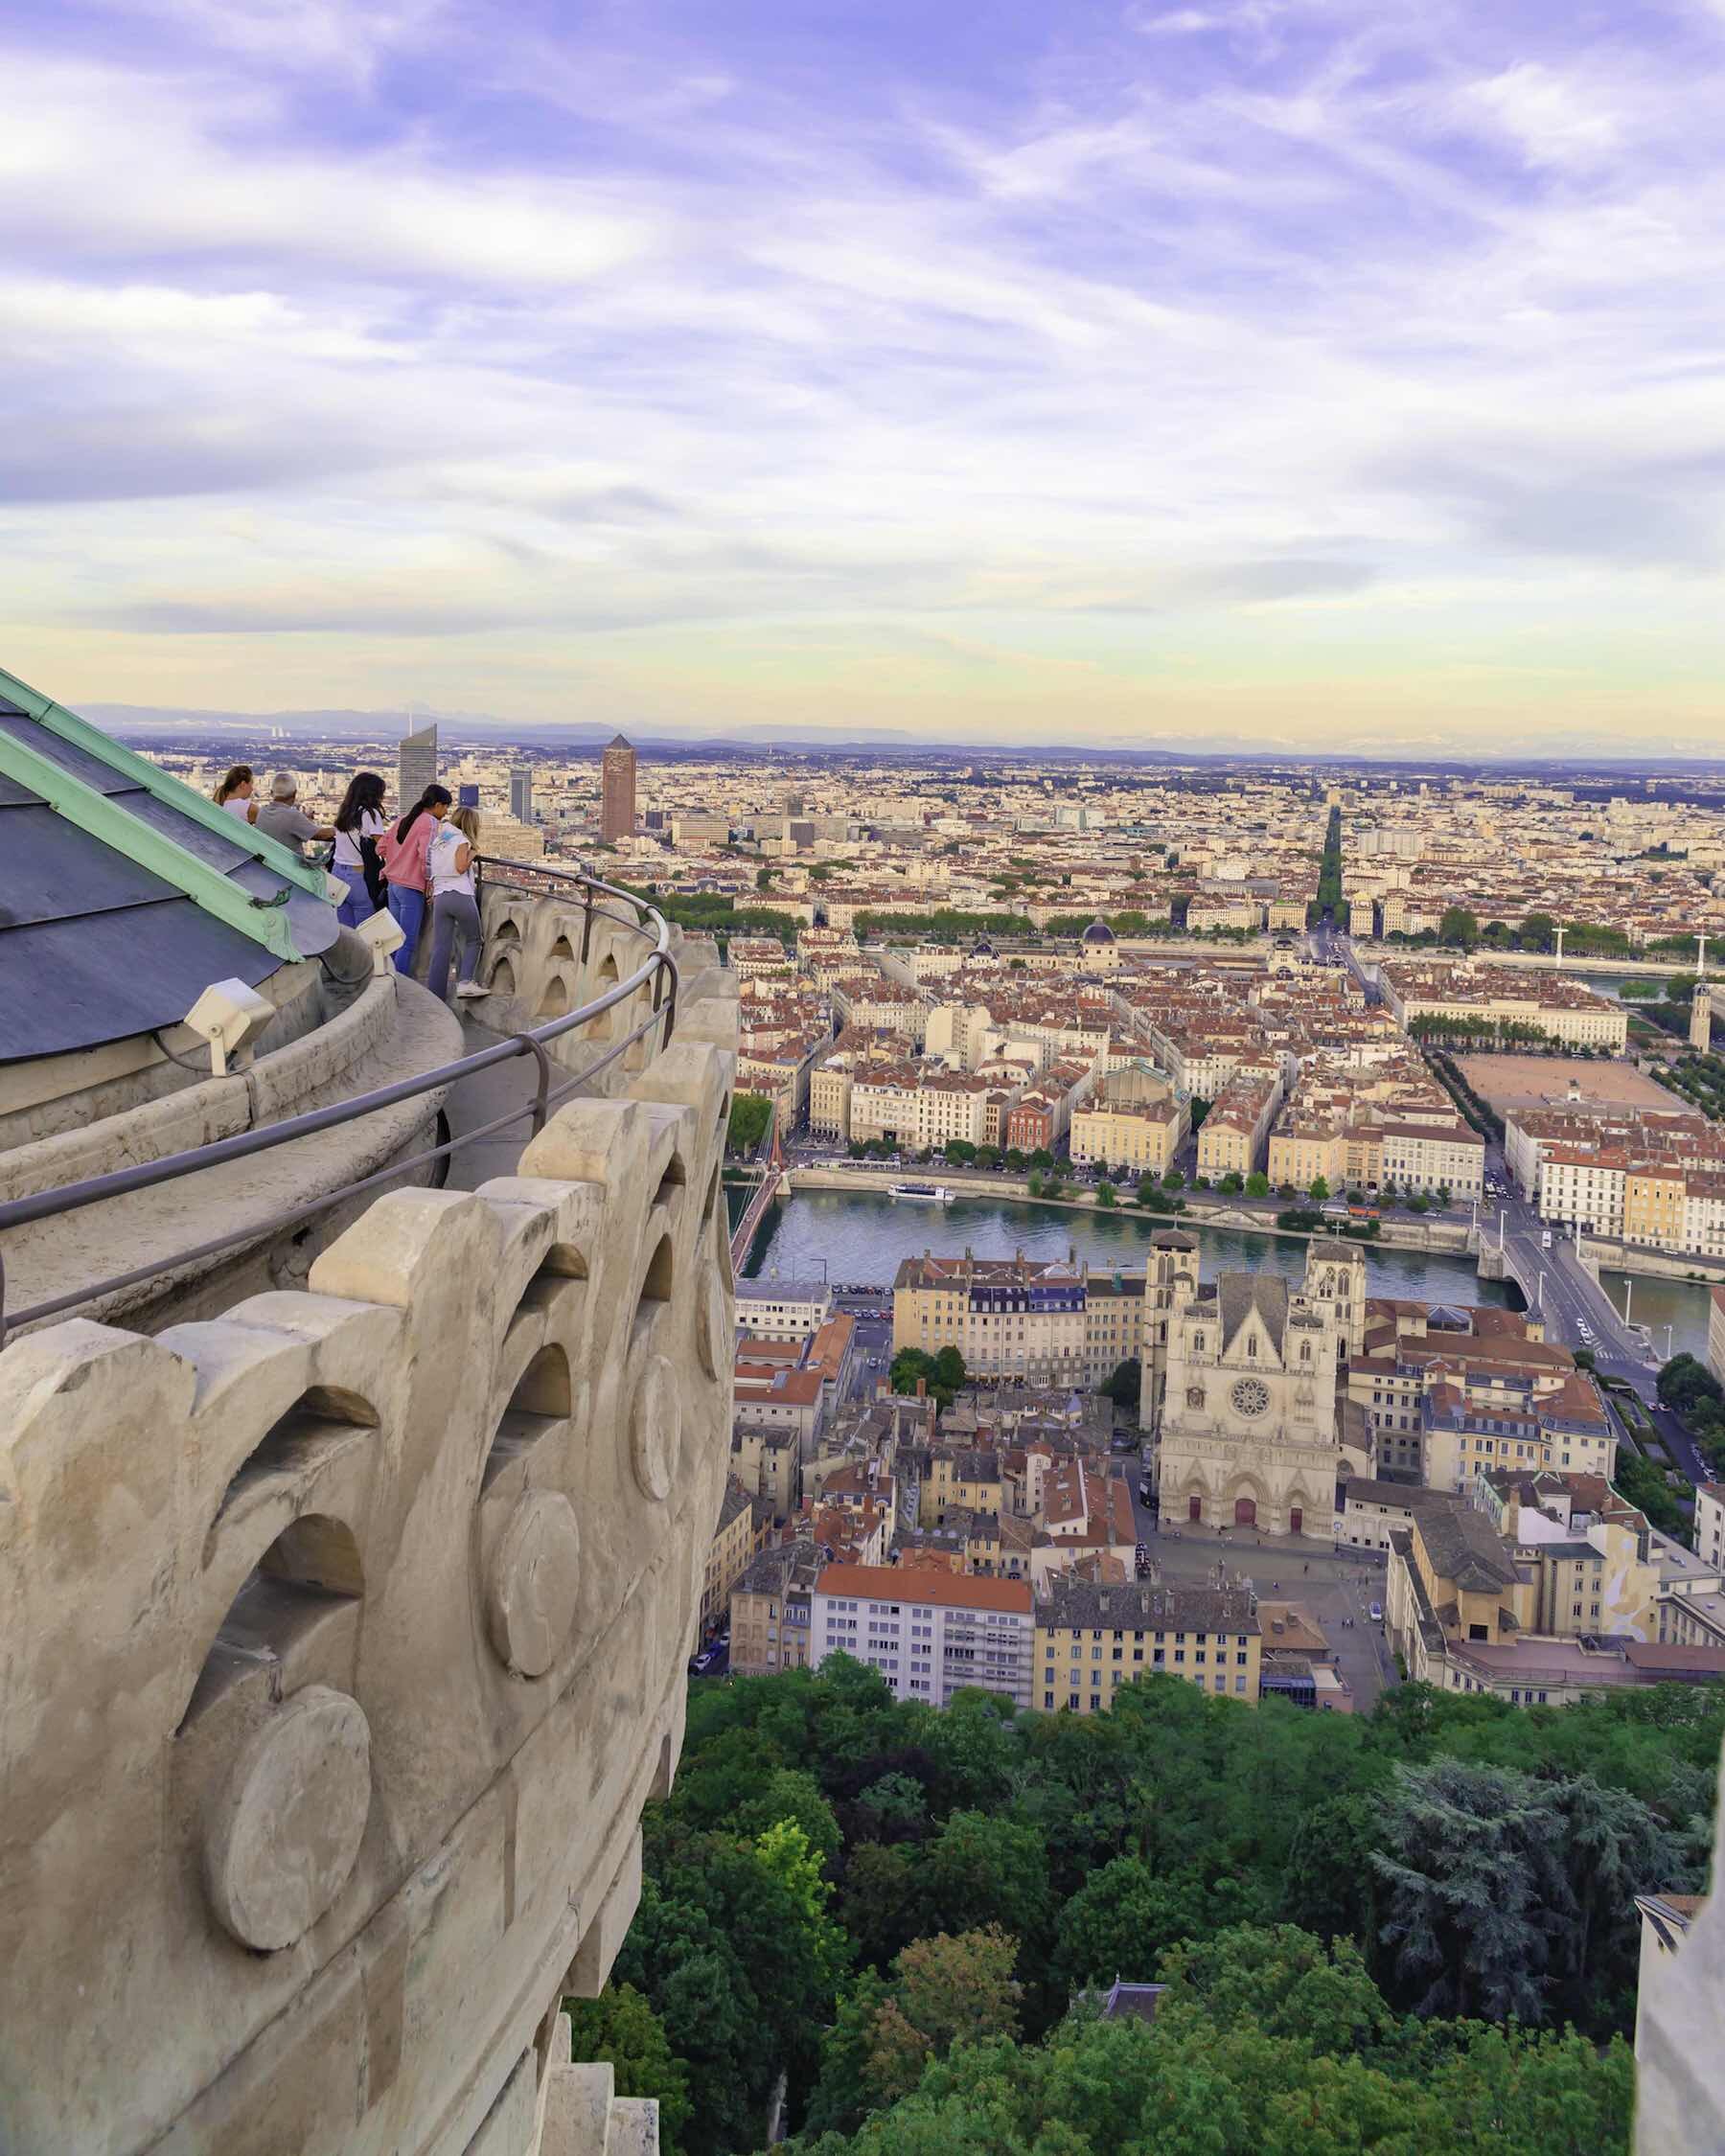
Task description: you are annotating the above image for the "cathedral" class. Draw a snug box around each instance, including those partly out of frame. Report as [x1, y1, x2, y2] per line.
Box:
[1151, 1243, 1366, 1542]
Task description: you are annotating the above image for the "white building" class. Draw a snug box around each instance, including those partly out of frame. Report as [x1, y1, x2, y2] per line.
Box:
[811, 1562, 1034, 1707]
[734, 1277, 834, 1339]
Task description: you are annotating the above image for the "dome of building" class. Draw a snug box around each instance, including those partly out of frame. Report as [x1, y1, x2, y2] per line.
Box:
[1081, 917, 1116, 946]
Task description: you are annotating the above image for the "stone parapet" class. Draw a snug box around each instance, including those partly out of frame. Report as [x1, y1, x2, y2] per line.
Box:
[0, 895, 738, 2156]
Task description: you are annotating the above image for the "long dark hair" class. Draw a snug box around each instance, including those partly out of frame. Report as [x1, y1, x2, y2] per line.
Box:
[395, 784, 451, 843]
[335, 769, 386, 833]
[214, 765, 253, 805]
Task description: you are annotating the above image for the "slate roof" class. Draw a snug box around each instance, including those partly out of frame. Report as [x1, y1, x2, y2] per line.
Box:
[1217, 1272, 1289, 1352]
[0, 679, 337, 1063]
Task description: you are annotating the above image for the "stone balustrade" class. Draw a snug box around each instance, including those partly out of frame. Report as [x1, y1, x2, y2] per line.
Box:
[0, 895, 738, 2156]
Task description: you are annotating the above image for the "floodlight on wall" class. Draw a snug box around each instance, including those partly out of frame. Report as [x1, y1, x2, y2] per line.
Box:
[183, 978, 276, 1077]
[356, 907, 405, 978]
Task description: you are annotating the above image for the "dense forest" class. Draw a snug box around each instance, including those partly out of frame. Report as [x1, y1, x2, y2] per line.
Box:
[566, 1662, 1723, 2154]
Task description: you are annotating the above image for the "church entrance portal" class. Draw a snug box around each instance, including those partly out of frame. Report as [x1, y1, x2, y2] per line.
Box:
[1234, 1497, 1256, 1526]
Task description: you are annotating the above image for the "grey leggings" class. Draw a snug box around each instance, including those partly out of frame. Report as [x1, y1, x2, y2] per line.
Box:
[426, 890, 482, 1000]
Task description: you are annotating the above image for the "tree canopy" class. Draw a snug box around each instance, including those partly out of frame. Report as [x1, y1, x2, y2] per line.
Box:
[596, 1658, 1718, 2152]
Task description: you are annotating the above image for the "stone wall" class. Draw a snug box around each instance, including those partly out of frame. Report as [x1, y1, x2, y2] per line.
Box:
[0, 899, 738, 2156]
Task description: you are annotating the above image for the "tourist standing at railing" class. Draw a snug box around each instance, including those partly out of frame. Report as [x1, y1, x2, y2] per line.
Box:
[426, 806, 489, 1001]
[378, 784, 450, 975]
[213, 766, 259, 824]
[256, 771, 337, 851]
[330, 770, 388, 928]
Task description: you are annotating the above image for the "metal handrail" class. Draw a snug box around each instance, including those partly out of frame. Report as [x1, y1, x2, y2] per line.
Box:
[0, 862, 678, 1343]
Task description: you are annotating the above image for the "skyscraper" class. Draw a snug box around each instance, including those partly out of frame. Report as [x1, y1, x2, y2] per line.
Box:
[510, 766, 534, 824]
[601, 733, 636, 843]
[399, 722, 437, 808]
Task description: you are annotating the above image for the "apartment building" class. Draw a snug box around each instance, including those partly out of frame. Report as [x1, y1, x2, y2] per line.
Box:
[1505, 1105, 1725, 1248]
[1385, 1480, 1692, 1705]
[1711, 1287, 1725, 1388]
[1069, 1087, 1188, 1176]
[1348, 1296, 1615, 1486]
[702, 1477, 770, 1634]
[811, 1563, 1035, 1707]
[849, 1060, 1018, 1151]
[734, 1277, 835, 1339]
[729, 1539, 823, 1675]
[893, 1251, 1147, 1388]
[830, 977, 931, 1044]
[1195, 1066, 1283, 1178]
[1695, 1484, 1725, 1574]
[1378, 958, 1627, 1051]
[1034, 1573, 1262, 1712]
[1003, 1055, 1094, 1154]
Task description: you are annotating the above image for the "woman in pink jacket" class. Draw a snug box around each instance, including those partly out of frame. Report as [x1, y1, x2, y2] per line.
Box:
[378, 785, 450, 975]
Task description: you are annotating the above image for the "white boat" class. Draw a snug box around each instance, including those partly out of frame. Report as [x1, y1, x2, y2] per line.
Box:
[888, 1182, 955, 1203]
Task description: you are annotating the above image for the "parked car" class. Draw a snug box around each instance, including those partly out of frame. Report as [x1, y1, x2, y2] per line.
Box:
[1368, 1600, 1384, 1623]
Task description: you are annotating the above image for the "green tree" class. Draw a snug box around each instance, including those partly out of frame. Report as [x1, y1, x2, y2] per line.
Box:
[1093, 1179, 1116, 1208]
[562, 1984, 693, 2155]
[1438, 906, 1480, 951]
[932, 1345, 966, 1396]
[729, 1769, 842, 1869]
[918, 1810, 1050, 1948]
[1099, 1357, 1141, 1408]
[726, 1091, 772, 1156]
[1309, 1173, 1331, 1201]
[1520, 910, 1558, 952]
[1244, 1171, 1271, 1198]
[894, 1926, 1023, 2057]
[839, 1842, 927, 1975]
[1163, 1167, 1184, 1189]
[1053, 1857, 1208, 1990]
[756, 1817, 849, 1984]
[888, 1347, 965, 1410]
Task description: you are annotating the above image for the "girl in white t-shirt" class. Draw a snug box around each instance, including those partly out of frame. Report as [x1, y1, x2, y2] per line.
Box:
[213, 766, 259, 825]
[426, 806, 488, 1001]
[331, 770, 387, 927]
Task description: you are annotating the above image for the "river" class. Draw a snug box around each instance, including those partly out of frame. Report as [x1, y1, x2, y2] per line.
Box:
[743, 1188, 1514, 1306]
[1598, 1269, 1718, 1364]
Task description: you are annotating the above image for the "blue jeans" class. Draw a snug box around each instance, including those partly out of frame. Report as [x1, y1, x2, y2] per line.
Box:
[333, 863, 376, 928]
[386, 883, 425, 974]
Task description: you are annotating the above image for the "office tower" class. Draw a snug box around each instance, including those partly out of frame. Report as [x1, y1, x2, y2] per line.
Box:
[601, 734, 636, 843]
[399, 722, 438, 807]
[510, 767, 533, 823]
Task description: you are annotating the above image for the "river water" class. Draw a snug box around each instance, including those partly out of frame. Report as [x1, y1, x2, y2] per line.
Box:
[1598, 1270, 1717, 1363]
[743, 1188, 1514, 1306]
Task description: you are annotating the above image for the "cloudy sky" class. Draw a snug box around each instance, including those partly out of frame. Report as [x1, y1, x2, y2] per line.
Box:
[5, 0, 1723, 752]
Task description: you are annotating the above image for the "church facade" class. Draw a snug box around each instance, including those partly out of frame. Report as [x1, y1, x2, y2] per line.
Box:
[1152, 1253, 1348, 1541]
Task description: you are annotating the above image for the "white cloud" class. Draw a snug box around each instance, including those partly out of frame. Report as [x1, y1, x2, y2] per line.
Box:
[3, 3, 1723, 746]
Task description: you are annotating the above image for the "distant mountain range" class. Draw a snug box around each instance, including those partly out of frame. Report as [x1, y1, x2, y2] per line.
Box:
[86, 702, 1725, 775]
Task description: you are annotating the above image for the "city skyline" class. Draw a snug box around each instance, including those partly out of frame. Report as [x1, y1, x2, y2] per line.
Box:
[3, 0, 1723, 752]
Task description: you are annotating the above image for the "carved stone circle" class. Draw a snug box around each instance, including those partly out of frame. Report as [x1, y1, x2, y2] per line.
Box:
[696, 1263, 728, 1380]
[486, 1490, 583, 1678]
[631, 1353, 679, 1502]
[203, 1685, 371, 1952]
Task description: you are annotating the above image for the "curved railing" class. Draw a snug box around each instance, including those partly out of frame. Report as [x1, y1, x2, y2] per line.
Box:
[0, 863, 678, 1344]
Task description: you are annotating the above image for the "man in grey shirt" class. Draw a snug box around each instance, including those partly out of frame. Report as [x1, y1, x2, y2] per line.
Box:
[254, 770, 336, 852]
